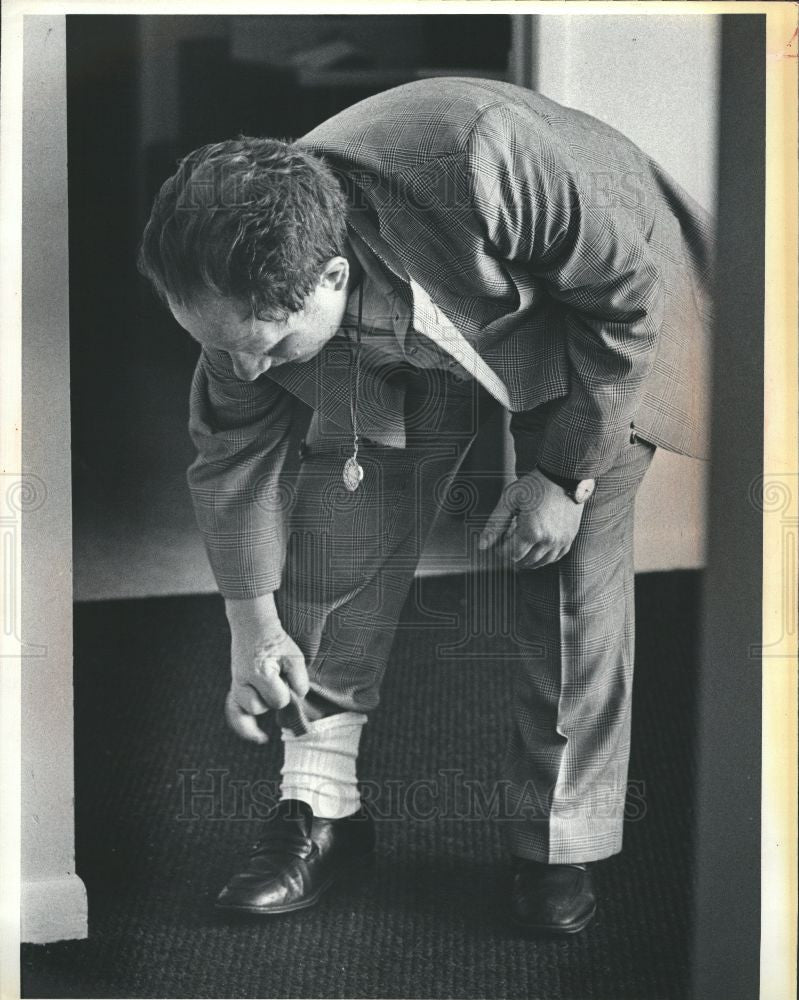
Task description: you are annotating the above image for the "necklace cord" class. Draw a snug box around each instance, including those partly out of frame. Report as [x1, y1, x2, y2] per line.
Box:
[350, 283, 363, 455]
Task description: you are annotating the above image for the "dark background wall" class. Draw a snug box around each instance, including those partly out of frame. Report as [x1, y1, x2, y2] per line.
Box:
[690, 14, 765, 1000]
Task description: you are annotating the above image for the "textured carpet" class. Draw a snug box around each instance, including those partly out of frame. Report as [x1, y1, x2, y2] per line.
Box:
[21, 571, 700, 999]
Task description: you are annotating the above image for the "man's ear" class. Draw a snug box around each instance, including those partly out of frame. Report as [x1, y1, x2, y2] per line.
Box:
[319, 256, 349, 292]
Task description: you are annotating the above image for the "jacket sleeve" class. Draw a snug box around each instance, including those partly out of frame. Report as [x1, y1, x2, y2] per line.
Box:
[186, 348, 297, 599]
[469, 104, 665, 479]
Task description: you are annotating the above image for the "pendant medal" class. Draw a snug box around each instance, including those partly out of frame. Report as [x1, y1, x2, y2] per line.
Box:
[343, 455, 364, 492]
[343, 284, 365, 493]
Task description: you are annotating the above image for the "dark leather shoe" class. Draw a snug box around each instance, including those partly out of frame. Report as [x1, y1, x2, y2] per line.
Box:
[509, 858, 597, 935]
[215, 799, 375, 914]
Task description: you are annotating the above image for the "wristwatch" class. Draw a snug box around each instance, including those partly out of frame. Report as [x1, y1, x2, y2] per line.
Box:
[537, 467, 597, 504]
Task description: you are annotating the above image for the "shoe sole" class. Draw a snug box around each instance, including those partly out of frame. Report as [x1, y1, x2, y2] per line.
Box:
[511, 901, 597, 937]
[214, 853, 374, 916]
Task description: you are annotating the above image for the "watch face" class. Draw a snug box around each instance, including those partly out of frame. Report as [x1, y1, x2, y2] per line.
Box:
[572, 479, 596, 504]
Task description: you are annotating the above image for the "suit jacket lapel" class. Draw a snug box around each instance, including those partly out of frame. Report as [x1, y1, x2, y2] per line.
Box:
[347, 208, 413, 295]
[351, 210, 513, 409]
[410, 281, 512, 409]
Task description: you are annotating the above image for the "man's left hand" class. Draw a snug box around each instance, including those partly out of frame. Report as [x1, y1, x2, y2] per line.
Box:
[478, 468, 585, 569]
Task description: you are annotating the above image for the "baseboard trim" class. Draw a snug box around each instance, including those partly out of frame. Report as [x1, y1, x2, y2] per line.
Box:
[22, 874, 88, 943]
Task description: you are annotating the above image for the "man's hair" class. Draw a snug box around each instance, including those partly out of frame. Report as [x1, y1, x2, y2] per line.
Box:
[137, 137, 348, 321]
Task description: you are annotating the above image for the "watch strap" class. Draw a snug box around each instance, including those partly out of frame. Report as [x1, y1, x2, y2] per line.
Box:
[536, 466, 581, 492]
[537, 466, 596, 504]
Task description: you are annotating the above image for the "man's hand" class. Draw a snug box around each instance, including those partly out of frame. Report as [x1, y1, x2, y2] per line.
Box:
[478, 468, 585, 569]
[225, 595, 309, 744]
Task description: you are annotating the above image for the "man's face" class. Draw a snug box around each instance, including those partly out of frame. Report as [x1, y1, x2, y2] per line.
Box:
[168, 257, 350, 381]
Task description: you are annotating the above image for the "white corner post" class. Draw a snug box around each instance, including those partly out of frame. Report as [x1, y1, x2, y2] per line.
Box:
[18, 12, 88, 945]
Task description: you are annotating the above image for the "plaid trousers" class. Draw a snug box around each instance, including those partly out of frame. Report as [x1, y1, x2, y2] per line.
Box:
[275, 367, 654, 864]
[502, 402, 655, 863]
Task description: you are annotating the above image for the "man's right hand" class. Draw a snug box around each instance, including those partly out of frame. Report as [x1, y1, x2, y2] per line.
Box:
[225, 595, 309, 744]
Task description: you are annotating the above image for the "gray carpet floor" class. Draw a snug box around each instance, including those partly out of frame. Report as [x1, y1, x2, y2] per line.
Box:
[21, 571, 699, 999]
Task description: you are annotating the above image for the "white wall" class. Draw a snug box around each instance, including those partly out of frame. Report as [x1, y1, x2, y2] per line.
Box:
[20, 15, 88, 943]
[532, 14, 720, 570]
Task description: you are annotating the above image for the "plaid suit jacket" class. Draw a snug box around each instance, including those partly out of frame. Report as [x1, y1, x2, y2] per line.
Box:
[188, 78, 714, 598]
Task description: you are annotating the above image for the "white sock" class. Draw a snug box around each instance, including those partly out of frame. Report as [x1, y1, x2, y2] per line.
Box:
[280, 711, 367, 820]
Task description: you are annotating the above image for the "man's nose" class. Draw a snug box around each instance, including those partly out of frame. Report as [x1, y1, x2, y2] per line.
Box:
[231, 352, 271, 381]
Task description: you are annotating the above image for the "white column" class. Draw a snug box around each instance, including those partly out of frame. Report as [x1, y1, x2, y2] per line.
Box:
[19, 13, 88, 945]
